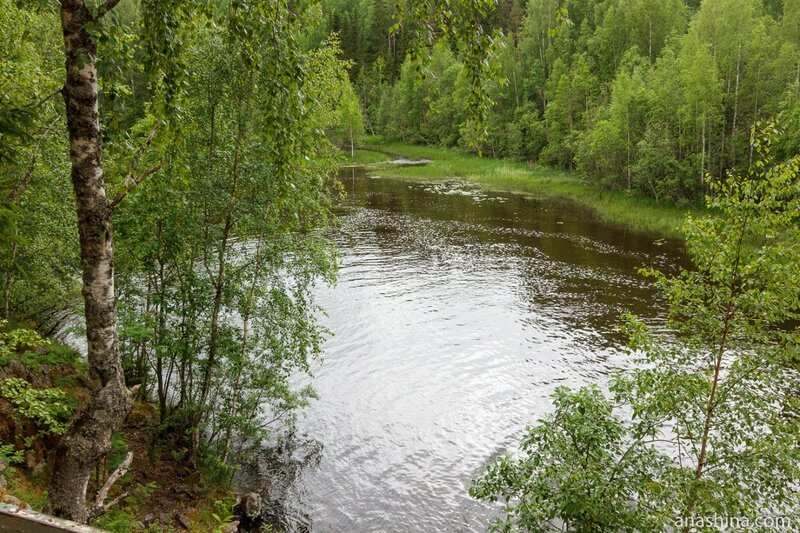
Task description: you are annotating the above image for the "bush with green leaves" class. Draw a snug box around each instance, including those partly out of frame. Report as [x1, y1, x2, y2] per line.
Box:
[470, 385, 670, 532]
[471, 125, 800, 532]
[0, 377, 71, 436]
[0, 443, 23, 467]
[0, 320, 51, 361]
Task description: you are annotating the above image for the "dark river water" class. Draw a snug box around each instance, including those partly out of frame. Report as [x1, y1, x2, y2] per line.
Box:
[281, 170, 684, 532]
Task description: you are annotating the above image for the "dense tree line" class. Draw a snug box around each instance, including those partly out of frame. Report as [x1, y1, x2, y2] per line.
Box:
[326, 0, 800, 203]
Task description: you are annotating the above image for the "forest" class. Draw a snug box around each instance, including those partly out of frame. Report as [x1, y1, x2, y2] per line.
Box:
[325, 0, 800, 203]
[0, 0, 799, 531]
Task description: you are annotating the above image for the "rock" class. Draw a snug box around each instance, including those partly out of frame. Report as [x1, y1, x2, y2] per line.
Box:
[238, 492, 262, 519]
[31, 459, 47, 479]
[142, 513, 156, 527]
[185, 470, 202, 486]
[158, 511, 172, 525]
[3, 494, 20, 507]
[0, 458, 8, 490]
[25, 450, 38, 469]
[220, 520, 239, 533]
[176, 513, 191, 530]
[190, 479, 206, 496]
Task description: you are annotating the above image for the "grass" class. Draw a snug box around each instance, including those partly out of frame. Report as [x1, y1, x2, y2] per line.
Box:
[340, 148, 388, 165]
[5, 468, 47, 510]
[344, 136, 701, 238]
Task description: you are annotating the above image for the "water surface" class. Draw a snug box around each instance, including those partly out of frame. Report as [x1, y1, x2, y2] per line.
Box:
[287, 171, 684, 532]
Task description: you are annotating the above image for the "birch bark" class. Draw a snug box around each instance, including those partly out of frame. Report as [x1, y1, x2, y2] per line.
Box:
[44, 0, 133, 523]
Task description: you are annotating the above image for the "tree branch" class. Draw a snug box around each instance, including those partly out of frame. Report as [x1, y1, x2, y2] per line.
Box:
[5, 116, 60, 204]
[109, 163, 162, 210]
[131, 122, 162, 169]
[90, 451, 133, 520]
[93, 0, 123, 21]
[109, 121, 164, 210]
[23, 89, 61, 111]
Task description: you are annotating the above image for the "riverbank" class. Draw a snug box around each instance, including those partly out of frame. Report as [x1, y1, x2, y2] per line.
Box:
[0, 324, 248, 532]
[346, 137, 700, 238]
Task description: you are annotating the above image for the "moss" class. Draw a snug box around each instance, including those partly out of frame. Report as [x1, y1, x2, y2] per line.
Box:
[125, 401, 157, 428]
[6, 468, 47, 510]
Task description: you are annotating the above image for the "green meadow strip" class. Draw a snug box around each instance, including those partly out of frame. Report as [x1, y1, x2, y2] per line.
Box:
[346, 138, 700, 238]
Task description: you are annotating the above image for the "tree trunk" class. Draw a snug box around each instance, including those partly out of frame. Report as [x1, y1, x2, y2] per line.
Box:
[731, 51, 741, 166]
[44, 0, 133, 523]
[3, 242, 17, 319]
[191, 105, 244, 465]
[700, 116, 706, 192]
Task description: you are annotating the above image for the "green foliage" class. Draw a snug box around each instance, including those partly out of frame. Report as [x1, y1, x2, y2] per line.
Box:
[396, 0, 502, 144]
[107, 432, 130, 471]
[306, 37, 365, 147]
[112, 3, 340, 463]
[0, 443, 24, 466]
[6, 468, 47, 510]
[0, 322, 82, 380]
[471, 126, 800, 531]
[210, 499, 236, 533]
[0, 320, 50, 361]
[343, 0, 800, 205]
[92, 481, 158, 532]
[0, 0, 78, 328]
[0, 378, 72, 436]
[471, 385, 667, 532]
[91, 508, 138, 532]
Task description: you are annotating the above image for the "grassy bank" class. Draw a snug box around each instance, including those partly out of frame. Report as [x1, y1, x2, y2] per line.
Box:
[348, 137, 700, 238]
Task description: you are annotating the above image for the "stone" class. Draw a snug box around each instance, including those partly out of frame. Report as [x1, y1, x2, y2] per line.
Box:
[31, 459, 47, 479]
[238, 492, 262, 519]
[185, 470, 202, 485]
[220, 520, 239, 533]
[158, 511, 172, 525]
[0, 458, 8, 490]
[176, 513, 191, 530]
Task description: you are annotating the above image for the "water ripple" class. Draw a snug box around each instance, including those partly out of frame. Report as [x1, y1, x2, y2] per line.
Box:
[284, 174, 684, 532]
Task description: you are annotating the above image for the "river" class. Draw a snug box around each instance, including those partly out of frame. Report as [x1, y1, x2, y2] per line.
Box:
[278, 168, 684, 532]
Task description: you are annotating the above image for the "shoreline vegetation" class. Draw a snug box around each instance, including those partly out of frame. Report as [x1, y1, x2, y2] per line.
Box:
[0, 329, 248, 532]
[345, 136, 702, 239]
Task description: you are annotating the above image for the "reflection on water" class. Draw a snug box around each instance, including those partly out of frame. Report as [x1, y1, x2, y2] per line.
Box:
[284, 171, 684, 532]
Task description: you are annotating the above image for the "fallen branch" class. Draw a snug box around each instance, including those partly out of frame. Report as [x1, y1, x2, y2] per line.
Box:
[89, 451, 133, 520]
